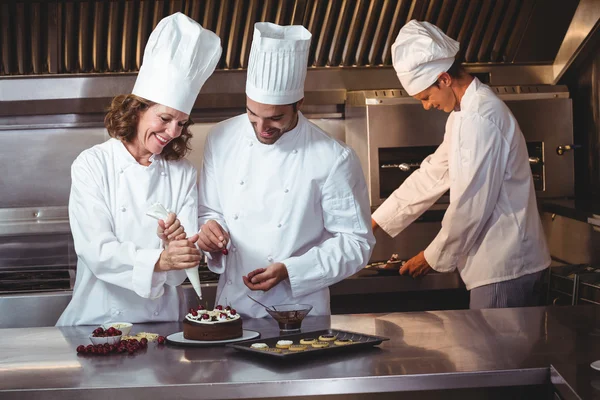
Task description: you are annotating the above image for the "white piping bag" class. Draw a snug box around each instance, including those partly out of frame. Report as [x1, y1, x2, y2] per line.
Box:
[146, 202, 202, 299]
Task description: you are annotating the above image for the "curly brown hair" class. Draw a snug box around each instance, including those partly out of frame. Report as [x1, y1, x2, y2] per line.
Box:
[104, 94, 194, 161]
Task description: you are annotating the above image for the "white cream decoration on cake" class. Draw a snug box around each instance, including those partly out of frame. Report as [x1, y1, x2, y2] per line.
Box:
[184, 308, 240, 325]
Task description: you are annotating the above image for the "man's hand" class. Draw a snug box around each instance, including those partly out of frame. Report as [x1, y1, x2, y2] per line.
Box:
[399, 251, 433, 278]
[243, 263, 289, 292]
[157, 213, 187, 243]
[155, 237, 201, 272]
[196, 220, 229, 253]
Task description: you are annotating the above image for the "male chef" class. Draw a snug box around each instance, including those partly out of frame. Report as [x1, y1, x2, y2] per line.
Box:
[196, 22, 375, 317]
[371, 20, 550, 309]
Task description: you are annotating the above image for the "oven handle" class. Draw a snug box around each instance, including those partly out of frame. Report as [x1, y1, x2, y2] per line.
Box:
[381, 162, 421, 172]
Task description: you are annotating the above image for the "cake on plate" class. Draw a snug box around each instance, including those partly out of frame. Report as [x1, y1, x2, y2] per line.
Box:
[183, 305, 242, 341]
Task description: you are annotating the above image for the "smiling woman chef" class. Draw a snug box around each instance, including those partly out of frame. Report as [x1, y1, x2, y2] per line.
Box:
[372, 21, 550, 309]
[56, 13, 222, 325]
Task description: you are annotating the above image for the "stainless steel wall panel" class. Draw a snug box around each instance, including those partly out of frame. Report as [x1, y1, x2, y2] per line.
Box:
[0, 127, 107, 208]
[541, 212, 600, 265]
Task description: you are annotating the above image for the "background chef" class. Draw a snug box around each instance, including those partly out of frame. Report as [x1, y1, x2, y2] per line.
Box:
[57, 13, 222, 325]
[196, 22, 375, 318]
[371, 20, 550, 309]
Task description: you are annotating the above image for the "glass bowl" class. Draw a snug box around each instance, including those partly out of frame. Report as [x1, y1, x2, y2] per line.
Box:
[265, 304, 313, 331]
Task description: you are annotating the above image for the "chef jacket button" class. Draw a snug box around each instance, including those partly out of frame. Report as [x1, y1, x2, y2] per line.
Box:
[120, 206, 126, 212]
[161, 171, 166, 176]
[267, 256, 274, 262]
[154, 311, 159, 316]
[292, 149, 298, 154]
[227, 280, 232, 285]
[249, 142, 253, 147]
[119, 169, 124, 174]
[277, 223, 282, 228]
[239, 180, 244, 185]
[284, 188, 289, 193]
[232, 247, 237, 252]
[233, 214, 239, 220]
[116, 310, 122, 315]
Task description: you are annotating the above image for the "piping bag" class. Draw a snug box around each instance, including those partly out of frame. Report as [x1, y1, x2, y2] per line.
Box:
[146, 202, 202, 299]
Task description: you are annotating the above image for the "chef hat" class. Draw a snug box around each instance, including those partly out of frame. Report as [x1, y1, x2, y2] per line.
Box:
[392, 20, 459, 96]
[132, 12, 222, 115]
[246, 22, 312, 105]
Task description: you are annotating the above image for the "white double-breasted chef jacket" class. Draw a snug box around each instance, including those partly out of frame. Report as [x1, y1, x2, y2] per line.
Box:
[199, 112, 375, 318]
[372, 78, 550, 290]
[57, 138, 198, 326]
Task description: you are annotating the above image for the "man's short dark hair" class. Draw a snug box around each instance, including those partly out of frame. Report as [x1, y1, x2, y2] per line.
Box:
[287, 101, 300, 112]
[431, 58, 464, 88]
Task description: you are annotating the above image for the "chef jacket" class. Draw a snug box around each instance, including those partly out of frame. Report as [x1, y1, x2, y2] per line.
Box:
[199, 112, 375, 317]
[372, 78, 550, 290]
[57, 138, 197, 326]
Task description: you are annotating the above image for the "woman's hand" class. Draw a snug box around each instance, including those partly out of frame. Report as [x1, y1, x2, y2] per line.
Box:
[155, 237, 201, 272]
[157, 212, 187, 243]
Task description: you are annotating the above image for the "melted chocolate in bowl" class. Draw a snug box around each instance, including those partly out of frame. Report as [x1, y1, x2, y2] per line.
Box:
[266, 304, 313, 331]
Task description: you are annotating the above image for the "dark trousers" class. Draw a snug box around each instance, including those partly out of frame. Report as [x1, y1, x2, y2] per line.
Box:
[469, 270, 545, 309]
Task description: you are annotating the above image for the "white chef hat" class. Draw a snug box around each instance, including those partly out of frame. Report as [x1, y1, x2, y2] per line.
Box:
[132, 12, 222, 115]
[246, 22, 312, 105]
[392, 20, 459, 96]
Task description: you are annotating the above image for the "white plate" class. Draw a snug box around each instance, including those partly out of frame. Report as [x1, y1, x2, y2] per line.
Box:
[591, 360, 600, 371]
[166, 330, 260, 347]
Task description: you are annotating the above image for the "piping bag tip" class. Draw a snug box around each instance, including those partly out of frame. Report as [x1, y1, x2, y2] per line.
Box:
[186, 266, 202, 299]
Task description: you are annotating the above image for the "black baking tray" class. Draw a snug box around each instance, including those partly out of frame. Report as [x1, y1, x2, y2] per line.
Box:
[227, 329, 389, 359]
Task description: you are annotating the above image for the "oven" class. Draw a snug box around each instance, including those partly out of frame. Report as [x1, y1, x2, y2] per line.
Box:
[346, 86, 574, 262]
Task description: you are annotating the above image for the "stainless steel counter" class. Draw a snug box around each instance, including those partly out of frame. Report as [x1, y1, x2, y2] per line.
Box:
[2, 306, 600, 399]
